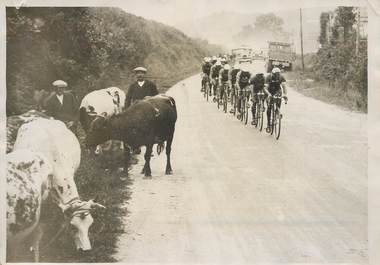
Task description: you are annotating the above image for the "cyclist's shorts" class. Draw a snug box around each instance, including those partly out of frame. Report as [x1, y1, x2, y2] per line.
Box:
[268, 87, 281, 96]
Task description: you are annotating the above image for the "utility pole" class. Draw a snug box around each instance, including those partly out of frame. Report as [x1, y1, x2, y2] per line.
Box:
[299, 8, 305, 72]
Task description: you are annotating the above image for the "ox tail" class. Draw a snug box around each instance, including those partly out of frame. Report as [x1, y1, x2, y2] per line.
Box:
[167, 96, 177, 121]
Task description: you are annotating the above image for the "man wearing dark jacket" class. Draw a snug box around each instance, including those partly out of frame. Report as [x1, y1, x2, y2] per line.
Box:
[125, 67, 159, 108]
[45, 80, 79, 133]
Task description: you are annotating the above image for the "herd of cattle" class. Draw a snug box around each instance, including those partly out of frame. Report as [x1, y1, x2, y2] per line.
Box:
[6, 87, 177, 261]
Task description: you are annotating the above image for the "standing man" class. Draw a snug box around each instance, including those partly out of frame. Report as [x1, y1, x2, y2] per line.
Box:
[45, 80, 79, 132]
[125, 67, 159, 108]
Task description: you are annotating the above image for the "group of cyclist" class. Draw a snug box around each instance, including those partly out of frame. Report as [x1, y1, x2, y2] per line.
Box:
[201, 55, 288, 132]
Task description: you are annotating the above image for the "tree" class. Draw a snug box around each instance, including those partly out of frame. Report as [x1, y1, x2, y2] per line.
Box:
[253, 13, 284, 34]
[334, 7, 356, 42]
[319, 12, 330, 45]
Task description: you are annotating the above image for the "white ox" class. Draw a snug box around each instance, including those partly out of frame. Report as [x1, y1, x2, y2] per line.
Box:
[79, 87, 126, 154]
[7, 118, 104, 261]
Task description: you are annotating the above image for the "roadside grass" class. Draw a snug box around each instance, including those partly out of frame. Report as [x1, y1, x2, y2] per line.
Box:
[286, 71, 367, 113]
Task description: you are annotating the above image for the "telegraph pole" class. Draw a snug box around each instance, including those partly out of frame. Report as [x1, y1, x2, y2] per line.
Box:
[299, 8, 305, 72]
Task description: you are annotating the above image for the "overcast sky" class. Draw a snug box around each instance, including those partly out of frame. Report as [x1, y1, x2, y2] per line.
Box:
[118, 0, 368, 26]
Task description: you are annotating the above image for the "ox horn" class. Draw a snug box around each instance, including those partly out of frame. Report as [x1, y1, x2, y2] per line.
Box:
[88, 199, 106, 209]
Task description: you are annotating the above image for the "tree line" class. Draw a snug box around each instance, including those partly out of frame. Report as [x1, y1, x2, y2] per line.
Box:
[300, 7, 367, 111]
[6, 7, 223, 115]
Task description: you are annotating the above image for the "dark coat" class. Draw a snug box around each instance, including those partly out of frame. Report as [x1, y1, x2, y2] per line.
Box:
[45, 92, 79, 122]
[125, 80, 158, 108]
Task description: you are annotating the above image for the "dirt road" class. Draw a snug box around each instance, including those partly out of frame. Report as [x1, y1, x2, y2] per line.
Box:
[115, 61, 367, 264]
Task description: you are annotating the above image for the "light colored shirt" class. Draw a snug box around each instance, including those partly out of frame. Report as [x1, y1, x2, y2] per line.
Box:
[56, 94, 64, 105]
[137, 81, 145, 87]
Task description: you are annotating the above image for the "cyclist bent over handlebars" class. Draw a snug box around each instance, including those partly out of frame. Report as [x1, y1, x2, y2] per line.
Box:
[263, 67, 288, 132]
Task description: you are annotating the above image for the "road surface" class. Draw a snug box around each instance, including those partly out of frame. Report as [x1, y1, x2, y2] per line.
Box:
[115, 61, 367, 264]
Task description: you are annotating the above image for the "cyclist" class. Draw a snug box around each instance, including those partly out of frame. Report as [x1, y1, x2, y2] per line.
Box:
[211, 56, 217, 65]
[201, 57, 212, 92]
[209, 60, 223, 99]
[250, 72, 266, 125]
[235, 64, 252, 118]
[264, 67, 288, 132]
[218, 64, 230, 104]
[228, 64, 240, 114]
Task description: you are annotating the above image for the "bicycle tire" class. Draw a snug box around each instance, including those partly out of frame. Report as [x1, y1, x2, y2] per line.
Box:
[240, 98, 245, 122]
[258, 101, 264, 132]
[223, 92, 228, 113]
[244, 98, 249, 125]
[275, 109, 281, 140]
[254, 102, 259, 128]
[270, 104, 275, 135]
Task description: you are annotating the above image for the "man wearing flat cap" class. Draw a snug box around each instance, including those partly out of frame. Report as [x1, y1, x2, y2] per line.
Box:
[125, 67, 159, 108]
[45, 80, 79, 131]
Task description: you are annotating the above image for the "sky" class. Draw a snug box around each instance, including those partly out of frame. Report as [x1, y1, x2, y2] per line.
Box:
[118, 0, 368, 26]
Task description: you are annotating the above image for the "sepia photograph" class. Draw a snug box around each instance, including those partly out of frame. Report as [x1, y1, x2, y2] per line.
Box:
[2, 0, 375, 263]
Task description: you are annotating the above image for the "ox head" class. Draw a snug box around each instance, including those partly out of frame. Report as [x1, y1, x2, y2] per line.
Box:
[66, 199, 105, 251]
[85, 114, 111, 151]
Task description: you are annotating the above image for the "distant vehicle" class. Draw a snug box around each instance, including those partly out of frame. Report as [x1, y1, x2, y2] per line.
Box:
[266, 41, 296, 72]
[231, 46, 253, 64]
[252, 50, 265, 60]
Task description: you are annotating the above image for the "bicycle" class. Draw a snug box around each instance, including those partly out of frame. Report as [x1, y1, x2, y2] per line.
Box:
[252, 91, 266, 131]
[230, 85, 237, 116]
[267, 94, 287, 140]
[221, 82, 229, 113]
[202, 76, 210, 101]
[238, 87, 251, 124]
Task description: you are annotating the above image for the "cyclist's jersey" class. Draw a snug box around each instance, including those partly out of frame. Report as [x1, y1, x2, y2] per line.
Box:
[238, 71, 251, 89]
[220, 69, 229, 82]
[251, 74, 265, 93]
[229, 69, 240, 84]
[211, 65, 222, 79]
[265, 73, 286, 95]
[202, 62, 212, 76]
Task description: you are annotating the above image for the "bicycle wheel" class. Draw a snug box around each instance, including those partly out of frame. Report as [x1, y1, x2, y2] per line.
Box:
[240, 98, 245, 122]
[258, 101, 264, 132]
[270, 104, 275, 135]
[217, 92, 220, 109]
[233, 97, 237, 116]
[223, 91, 228, 113]
[274, 109, 281, 140]
[206, 83, 209, 102]
[244, 98, 249, 125]
[254, 102, 259, 128]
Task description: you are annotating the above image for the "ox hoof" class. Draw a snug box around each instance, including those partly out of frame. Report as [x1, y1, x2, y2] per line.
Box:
[165, 169, 173, 175]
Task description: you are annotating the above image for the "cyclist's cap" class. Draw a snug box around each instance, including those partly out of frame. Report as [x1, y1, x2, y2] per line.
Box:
[272, 67, 281, 73]
[215, 60, 222, 66]
[205, 57, 211, 62]
[52, 80, 68, 87]
[133, 66, 147, 73]
[223, 64, 230, 70]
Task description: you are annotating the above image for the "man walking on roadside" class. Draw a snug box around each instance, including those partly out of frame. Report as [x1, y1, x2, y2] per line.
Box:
[125, 67, 159, 108]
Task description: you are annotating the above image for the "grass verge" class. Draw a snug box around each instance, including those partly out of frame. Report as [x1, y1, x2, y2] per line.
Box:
[286, 71, 367, 113]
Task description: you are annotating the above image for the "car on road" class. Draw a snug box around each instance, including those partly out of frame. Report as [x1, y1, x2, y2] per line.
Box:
[231, 46, 253, 64]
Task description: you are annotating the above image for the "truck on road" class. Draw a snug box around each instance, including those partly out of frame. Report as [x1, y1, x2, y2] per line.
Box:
[266, 41, 296, 72]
